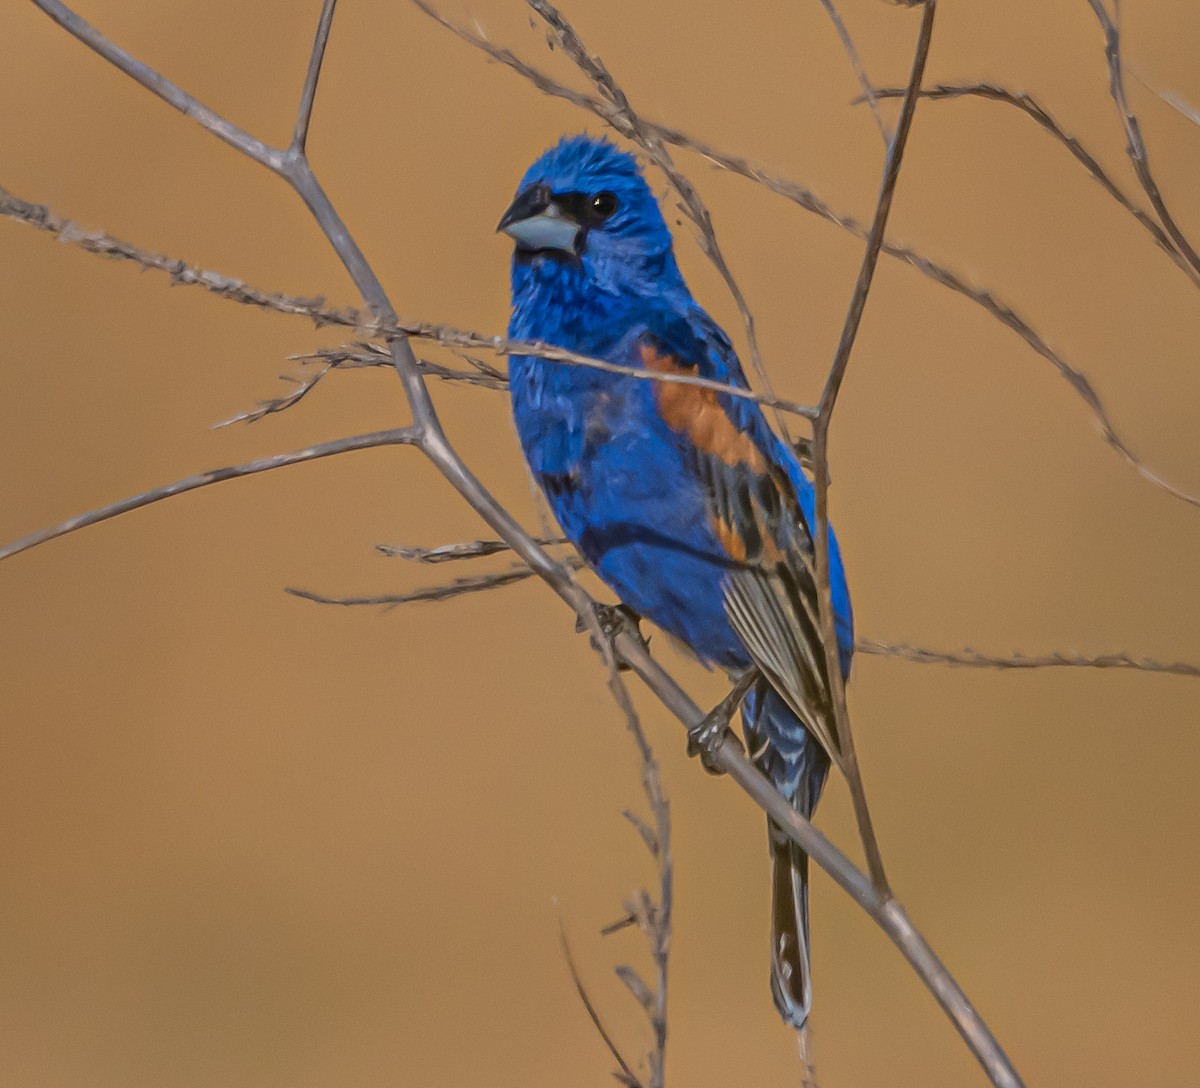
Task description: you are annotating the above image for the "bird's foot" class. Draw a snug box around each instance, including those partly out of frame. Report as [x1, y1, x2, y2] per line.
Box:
[687, 668, 759, 775]
[576, 602, 647, 671]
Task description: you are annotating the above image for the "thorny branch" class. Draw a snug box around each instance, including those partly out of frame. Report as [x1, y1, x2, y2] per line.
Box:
[10, 1, 1062, 1085]
[408, 2, 1200, 513]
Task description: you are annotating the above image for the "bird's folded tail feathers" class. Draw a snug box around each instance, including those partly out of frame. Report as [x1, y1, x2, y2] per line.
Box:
[769, 833, 813, 1030]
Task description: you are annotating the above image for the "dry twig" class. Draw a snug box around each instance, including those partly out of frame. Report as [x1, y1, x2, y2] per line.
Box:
[0, 428, 419, 562]
[818, 0, 890, 142]
[1087, 0, 1200, 278]
[857, 640, 1200, 679]
[376, 535, 568, 561]
[289, 549, 1200, 682]
[864, 82, 1200, 285]
[285, 565, 546, 608]
[807, 0, 937, 904]
[559, 923, 644, 1088]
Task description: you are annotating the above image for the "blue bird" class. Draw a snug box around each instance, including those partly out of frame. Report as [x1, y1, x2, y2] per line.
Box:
[499, 135, 853, 1029]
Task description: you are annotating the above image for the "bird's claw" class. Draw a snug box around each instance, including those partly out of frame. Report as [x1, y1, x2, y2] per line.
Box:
[687, 668, 759, 775]
[686, 712, 736, 775]
[576, 602, 647, 671]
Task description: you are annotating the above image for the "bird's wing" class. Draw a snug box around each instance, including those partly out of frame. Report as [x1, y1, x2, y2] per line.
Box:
[634, 328, 844, 767]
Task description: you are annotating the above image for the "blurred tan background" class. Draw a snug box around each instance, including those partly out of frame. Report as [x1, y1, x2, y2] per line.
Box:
[2, 1, 1199, 1084]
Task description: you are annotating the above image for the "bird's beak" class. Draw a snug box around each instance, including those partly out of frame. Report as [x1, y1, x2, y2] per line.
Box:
[497, 184, 581, 254]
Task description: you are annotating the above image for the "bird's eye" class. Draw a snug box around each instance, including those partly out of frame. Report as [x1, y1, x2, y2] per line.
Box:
[590, 191, 619, 221]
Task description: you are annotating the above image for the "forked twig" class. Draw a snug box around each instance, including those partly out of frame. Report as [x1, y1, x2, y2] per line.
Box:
[864, 82, 1200, 284]
[1087, 0, 1200, 278]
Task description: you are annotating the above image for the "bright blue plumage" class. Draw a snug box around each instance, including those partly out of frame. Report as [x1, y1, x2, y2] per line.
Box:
[500, 135, 853, 1029]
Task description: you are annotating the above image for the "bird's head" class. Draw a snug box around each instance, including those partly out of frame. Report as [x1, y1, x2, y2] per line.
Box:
[499, 135, 678, 292]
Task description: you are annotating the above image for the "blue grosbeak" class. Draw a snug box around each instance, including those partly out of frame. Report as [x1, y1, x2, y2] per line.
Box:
[499, 135, 853, 1029]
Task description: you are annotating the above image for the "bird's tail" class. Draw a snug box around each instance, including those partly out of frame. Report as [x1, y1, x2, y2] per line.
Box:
[745, 680, 828, 1030]
[769, 831, 813, 1028]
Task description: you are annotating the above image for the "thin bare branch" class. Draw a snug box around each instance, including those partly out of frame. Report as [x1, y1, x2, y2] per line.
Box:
[599, 665, 671, 1088]
[520, 0, 794, 442]
[407, 5, 1200, 514]
[292, 0, 339, 154]
[214, 364, 335, 428]
[1131, 67, 1200, 128]
[375, 536, 569, 562]
[32, 0, 284, 171]
[286, 565, 544, 608]
[300, 344, 509, 389]
[0, 428, 419, 562]
[817, 0, 890, 142]
[216, 349, 511, 429]
[290, 549, 1200, 683]
[864, 82, 1200, 284]
[1087, 0, 1200, 277]
[810, 0, 936, 904]
[559, 923, 644, 1088]
[615, 695, 672, 1088]
[305, 340, 817, 417]
[29, 0, 408, 348]
[857, 640, 1200, 679]
[0, 185, 360, 326]
[290, 545, 1200, 685]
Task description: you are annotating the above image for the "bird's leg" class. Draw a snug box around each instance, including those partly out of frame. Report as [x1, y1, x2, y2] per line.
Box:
[687, 667, 759, 774]
[576, 602, 647, 671]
